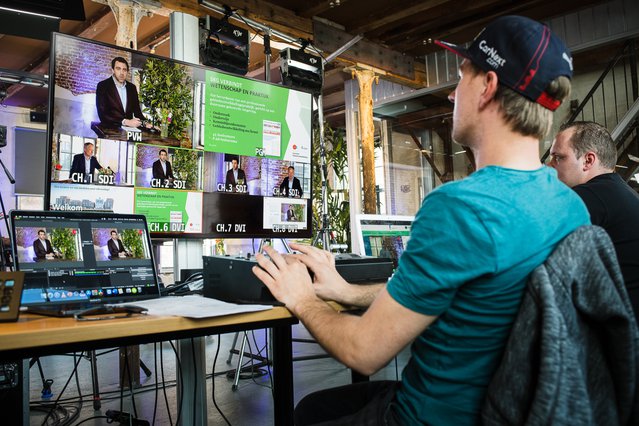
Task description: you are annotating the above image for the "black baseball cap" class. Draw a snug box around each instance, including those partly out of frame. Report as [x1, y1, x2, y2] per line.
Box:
[435, 15, 573, 111]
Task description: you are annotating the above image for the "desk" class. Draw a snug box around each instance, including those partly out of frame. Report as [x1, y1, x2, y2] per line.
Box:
[0, 308, 298, 425]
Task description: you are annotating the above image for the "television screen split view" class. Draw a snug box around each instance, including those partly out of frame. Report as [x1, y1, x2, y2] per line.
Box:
[46, 33, 313, 238]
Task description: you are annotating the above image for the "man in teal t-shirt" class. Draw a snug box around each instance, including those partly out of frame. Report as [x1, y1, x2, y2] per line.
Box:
[252, 16, 590, 426]
[387, 166, 588, 424]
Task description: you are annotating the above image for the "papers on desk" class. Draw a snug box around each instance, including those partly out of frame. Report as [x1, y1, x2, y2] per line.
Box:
[119, 295, 272, 318]
[121, 125, 141, 132]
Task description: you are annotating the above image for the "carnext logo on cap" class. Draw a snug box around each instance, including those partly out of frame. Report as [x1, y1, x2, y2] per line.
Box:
[478, 40, 506, 69]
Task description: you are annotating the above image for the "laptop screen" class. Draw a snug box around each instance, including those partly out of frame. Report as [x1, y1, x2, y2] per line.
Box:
[10, 210, 160, 311]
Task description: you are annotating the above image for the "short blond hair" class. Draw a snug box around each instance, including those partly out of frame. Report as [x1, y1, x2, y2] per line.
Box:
[468, 62, 571, 140]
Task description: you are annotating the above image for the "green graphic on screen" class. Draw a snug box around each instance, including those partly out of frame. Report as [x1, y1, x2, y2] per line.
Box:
[202, 70, 311, 162]
[134, 189, 202, 233]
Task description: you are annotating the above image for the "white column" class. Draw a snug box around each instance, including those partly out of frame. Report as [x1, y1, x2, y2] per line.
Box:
[170, 12, 200, 64]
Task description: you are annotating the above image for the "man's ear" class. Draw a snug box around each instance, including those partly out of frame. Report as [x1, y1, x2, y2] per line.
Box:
[582, 152, 597, 171]
[479, 71, 499, 108]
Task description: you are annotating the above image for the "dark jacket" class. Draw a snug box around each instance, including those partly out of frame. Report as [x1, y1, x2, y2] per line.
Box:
[152, 160, 174, 181]
[225, 168, 246, 188]
[33, 239, 53, 260]
[280, 176, 303, 197]
[482, 226, 639, 425]
[108, 238, 126, 258]
[69, 153, 102, 183]
[96, 77, 145, 127]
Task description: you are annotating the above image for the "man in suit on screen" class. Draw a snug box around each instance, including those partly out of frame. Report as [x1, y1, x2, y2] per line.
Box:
[69, 142, 103, 183]
[108, 230, 129, 259]
[225, 158, 246, 192]
[279, 166, 303, 197]
[96, 57, 151, 129]
[152, 149, 174, 187]
[33, 230, 55, 261]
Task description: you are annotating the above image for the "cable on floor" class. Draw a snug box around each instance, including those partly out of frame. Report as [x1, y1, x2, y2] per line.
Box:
[39, 351, 84, 426]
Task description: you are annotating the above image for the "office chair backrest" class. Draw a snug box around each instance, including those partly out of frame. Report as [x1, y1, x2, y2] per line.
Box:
[482, 225, 639, 425]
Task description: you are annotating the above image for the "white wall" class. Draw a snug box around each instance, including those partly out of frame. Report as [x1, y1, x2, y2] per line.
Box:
[0, 106, 47, 215]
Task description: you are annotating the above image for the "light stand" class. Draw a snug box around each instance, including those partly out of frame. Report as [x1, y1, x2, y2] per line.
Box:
[0, 149, 15, 269]
[311, 88, 336, 251]
[309, 34, 362, 251]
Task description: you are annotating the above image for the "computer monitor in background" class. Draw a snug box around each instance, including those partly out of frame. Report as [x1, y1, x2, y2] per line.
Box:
[10, 210, 160, 316]
[354, 214, 414, 268]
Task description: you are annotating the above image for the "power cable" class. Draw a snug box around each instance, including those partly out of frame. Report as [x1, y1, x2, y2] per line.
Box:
[211, 334, 232, 425]
[169, 340, 184, 425]
[39, 352, 83, 426]
[159, 342, 173, 426]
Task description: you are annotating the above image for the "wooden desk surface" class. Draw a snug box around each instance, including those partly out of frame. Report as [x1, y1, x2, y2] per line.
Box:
[0, 307, 296, 360]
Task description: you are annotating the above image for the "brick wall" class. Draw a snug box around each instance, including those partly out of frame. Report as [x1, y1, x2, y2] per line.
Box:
[55, 37, 130, 95]
[242, 156, 289, 196]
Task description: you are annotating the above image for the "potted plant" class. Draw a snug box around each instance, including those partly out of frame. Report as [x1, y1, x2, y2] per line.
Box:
[121, 229, 145, 258]
[50, 228, 77, 260]
[138, 58, 194, 143]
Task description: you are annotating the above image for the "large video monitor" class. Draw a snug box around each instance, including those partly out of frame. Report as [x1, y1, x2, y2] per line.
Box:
[45, 33, 313, 238]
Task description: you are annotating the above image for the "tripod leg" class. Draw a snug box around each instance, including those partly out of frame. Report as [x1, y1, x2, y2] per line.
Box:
[226, 332, 240, 364]
[139, 359, 152, 378]
[232, 332, 248, 391]
[89, 350, 101, 410]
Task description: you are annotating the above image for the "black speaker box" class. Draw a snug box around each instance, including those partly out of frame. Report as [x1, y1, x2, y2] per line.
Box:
[29, 111, 47, 123]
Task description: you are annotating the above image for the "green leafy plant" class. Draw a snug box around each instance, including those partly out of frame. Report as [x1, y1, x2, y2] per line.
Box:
[121, 229, 144, 258]
[138, 58, 194, 142]
[50, 228, 77, 260]
[292, 204, 304, 221]
[312, 123, 350, 249]
[172, 148, 199, 190]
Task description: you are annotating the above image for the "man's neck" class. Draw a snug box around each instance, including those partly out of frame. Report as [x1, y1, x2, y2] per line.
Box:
[584, 167, 615, 183]
[112, 76, 125, 87]
[469, 113, 543, 171]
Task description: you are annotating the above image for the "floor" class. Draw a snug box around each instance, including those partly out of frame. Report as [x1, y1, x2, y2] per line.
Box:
[26, 323, 411, 425]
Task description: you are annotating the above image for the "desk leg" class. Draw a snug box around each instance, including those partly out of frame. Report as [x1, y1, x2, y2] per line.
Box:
[272, 325, 294, 426]
[177, 338, 207, 426]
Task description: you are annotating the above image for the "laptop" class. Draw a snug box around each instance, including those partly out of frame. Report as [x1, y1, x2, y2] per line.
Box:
[10, 210, 161, 317]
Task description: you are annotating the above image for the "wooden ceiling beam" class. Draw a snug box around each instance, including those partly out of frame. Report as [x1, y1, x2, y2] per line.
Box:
[77, 7, 115, 38]
[349, 0, 450, 36]
[298, 0, 351, 19]
[190, 0, 313, 40]
[137, 27, 171, 52]
[379, 0, 507, 47]
[157, 0, 203, 16]
[314, 20, 415, 80]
